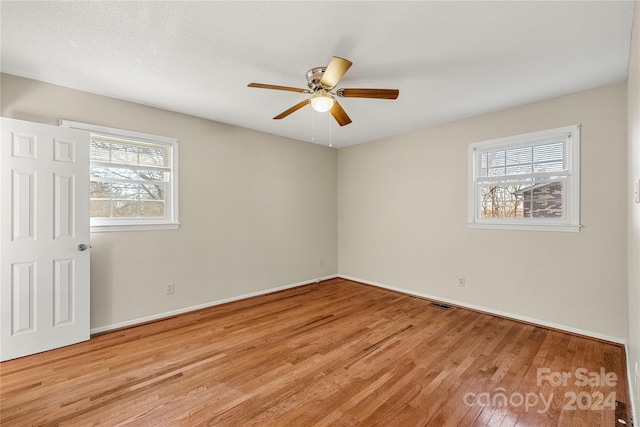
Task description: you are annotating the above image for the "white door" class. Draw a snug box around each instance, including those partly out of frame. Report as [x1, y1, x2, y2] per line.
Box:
[0, 117, 90, 361]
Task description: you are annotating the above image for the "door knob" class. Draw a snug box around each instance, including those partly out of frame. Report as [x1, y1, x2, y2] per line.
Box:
[77, 244, 89, 251]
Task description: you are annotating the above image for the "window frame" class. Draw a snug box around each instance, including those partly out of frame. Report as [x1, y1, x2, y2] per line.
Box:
[59, 120, 179, 233]
[467, 125, 581, 232]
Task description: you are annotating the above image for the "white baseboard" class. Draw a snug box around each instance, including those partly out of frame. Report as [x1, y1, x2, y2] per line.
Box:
[90, 274, 338, 335]
[92, 273, 622, 343]
[338, 274, 626, 345]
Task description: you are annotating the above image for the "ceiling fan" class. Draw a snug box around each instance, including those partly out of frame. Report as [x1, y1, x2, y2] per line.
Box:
[247, 56, 399, 126]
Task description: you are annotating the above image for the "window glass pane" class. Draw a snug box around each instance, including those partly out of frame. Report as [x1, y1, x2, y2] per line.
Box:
[90, 181, 110, 199]
[110, 143, 138, 164]
[505, 146, 532, 165]
[487, 167, 505, 176]
[139, 146, 169, 167]
[479, 184, 529, 218]
[112, 200, 138, 217]
[505, 185, 525, 217]
[478, 141, 566, 178]
[505, 164, 532, 175]
[109, 167, 140, 181]
[102, 167, 165, 182]
[533, 142, 564, 164]
[90, 140, 110, 162]
[140, 201, 165, 217]
[111, 182, 138, 200]
[527, 181, 564, 218]
[90, 167, 112, 179]
[533, 162, 564, 173]
[478, 153, 488, 177]
[90, 200, 110, 218]
[136, 170, 166, 182]
[487, 151, 506, 167]
[479, 152, 488, 169]
[139, 184, 164, 200]
[89, 179, 167, 219]
[480, 181, 565, 219]
[91, 137, 171, 165]
[480, 185, 502, 218]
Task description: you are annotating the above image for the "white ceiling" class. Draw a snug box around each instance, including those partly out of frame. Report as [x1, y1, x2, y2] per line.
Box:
[1, 1, 636, 148]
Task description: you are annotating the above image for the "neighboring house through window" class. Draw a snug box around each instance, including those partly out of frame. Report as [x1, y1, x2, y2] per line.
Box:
[59, 120, 179, 232]
[468, 125, 580, 232]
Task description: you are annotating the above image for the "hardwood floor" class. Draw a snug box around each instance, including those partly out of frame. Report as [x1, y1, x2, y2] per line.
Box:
[0, 278, 632, 426]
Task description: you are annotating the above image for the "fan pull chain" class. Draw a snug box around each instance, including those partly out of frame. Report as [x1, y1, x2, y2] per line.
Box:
[311, 109, 315, 142]
[329, 113, 332, 148]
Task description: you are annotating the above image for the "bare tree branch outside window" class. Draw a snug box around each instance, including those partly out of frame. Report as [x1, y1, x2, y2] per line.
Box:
[89, 138, 170, 219]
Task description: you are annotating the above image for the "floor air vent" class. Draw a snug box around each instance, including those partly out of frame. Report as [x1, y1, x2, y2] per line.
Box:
[429, 302, 452, 310]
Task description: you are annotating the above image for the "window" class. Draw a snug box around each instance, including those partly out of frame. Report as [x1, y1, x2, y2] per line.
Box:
[468, 125, 580, 232]
[60, 120, 179, 232]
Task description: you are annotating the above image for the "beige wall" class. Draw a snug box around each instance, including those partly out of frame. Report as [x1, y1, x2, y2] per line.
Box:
[627, 0, 640, 415]
[338, 82, 628, 340]
[0, 68, 632, 344]
[1, 73, 338, 330]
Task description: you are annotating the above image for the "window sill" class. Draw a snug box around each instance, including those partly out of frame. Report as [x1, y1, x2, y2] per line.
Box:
[468, 222, 581, 232]
[90, 222, 180, 233]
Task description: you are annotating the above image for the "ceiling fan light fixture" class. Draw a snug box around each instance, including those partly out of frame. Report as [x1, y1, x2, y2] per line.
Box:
[310, 90, 335, 113]
[248, 56, 398, 126]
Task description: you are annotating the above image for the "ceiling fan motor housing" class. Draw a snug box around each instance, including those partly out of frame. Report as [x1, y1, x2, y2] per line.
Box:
[306, 67, 328, 91]
[248, 56, 398, 126]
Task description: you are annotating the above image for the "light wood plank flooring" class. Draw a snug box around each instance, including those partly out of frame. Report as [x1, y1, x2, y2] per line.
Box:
[0, 278, 632, 426]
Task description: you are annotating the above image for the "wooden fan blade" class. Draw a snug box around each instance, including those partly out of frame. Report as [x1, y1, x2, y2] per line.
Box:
[320, 57, 353, 89]
[336, 88, 399, 99]
[331, 101, 352, 126]
[248, 83, 307, 93]
[274, 100, 310, 119]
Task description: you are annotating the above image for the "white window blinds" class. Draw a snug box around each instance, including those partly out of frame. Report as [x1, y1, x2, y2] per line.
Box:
[468, 125, 580, 232]
[60, 120, 179, 232]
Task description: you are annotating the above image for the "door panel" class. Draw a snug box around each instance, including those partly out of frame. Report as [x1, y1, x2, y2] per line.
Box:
[11, 169, 36, 240]
[53, 258, 75, 326]
[11, 261, 35, 334]
[1, 117, 90, 361]
[54, 172, 75, 239]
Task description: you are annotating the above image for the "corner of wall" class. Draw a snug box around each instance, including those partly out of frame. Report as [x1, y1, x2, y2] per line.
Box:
[627, 1, 640, 421]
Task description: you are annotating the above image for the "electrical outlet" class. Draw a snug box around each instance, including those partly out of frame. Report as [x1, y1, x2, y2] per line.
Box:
[165, 283, 175, 295]
[458, 277, 465, 287]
